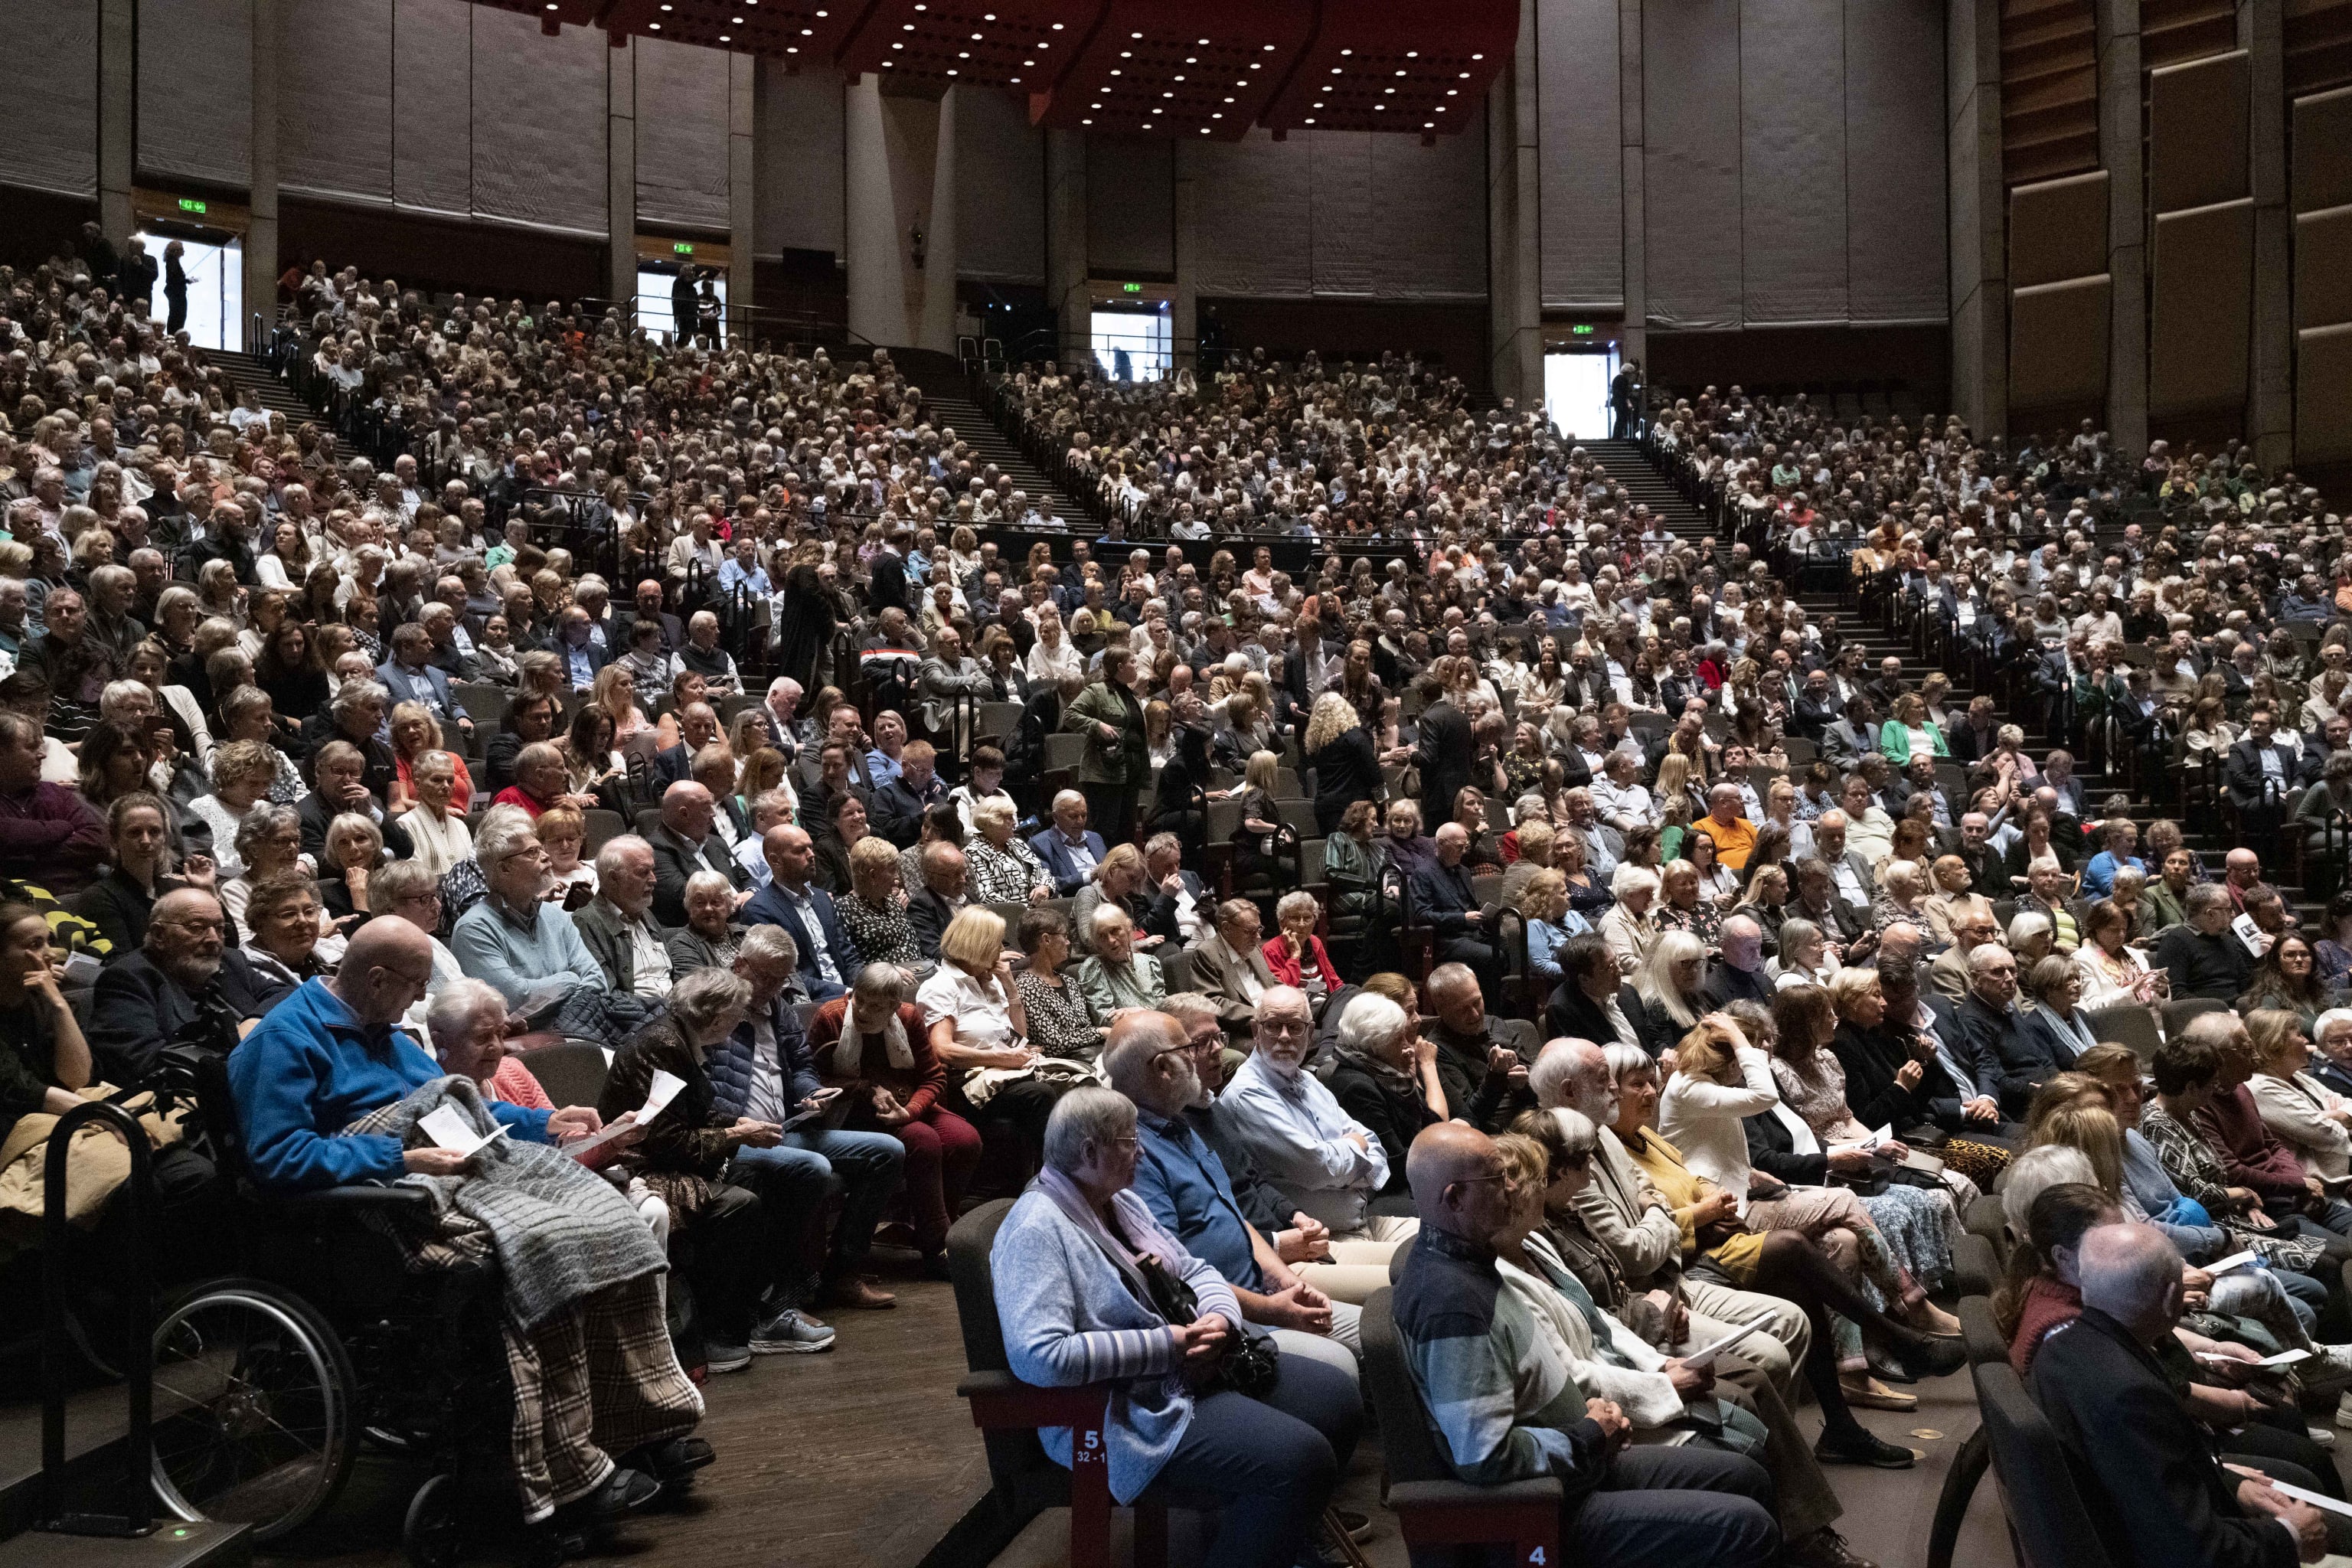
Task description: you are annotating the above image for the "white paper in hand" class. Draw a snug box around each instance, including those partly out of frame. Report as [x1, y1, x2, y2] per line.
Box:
[417, 1105, 508, 1157]
[641, 1070, 688, 1120]
[1680, 1320, 1766, 1371]
[2206, 1250, 2259, 1276]
[2256, 1478, 2352, 1519]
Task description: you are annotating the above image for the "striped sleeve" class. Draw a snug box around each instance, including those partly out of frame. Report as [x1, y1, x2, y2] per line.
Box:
[1401, 1308, 1598, 1487]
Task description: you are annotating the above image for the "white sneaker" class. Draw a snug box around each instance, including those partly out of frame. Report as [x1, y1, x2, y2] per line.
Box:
[750, 1308, 837, 1354]
[2335, 1390, 2352, 1430]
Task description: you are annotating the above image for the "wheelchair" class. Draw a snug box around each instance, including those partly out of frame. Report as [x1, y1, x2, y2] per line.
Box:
[99, 1052, 520, 1567]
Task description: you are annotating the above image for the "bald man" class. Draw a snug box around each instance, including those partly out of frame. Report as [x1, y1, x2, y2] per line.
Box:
[650, 779, 748, 926]
[743, 824, 861, 1001]
[89, 887, 282, 1084]
[2034, 1223, 2328, 1566]
[1391, 1123, 1780, 1567]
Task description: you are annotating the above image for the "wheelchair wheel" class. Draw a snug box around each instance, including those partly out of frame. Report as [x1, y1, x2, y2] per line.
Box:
[149, 1276, 358, 1543]
[402, 1472, 462, 1568]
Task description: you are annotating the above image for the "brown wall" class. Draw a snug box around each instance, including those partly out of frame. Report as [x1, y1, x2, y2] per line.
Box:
[1202, 298, 1492, 394]
[0, 186, 100, 273]
[279, 198, 604, 305]
[1644, 324, 1952, 407]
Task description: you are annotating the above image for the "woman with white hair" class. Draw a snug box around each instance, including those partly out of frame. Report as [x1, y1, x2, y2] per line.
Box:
[2007, 910, 2057, 970]
[1628, 929, 1709, 1058]
[1599, 862, 1661, 975]
[988, 1087, 1359, 1568]
[1325, 992, 1438, 1192]
[964, 795, 1054, 905]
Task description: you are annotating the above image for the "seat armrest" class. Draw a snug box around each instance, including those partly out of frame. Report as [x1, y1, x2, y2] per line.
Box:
[1387, 1478, 1562, 1513]
[957, 1370, 1112, 1429]
[263, 1181, 436, 1219]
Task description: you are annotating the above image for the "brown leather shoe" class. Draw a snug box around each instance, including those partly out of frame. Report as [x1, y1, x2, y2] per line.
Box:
[825, 1276, 898, 1310]
[1787, 1527, 1880, 1568]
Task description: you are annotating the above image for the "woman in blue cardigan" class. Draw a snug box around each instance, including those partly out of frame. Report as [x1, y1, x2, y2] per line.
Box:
[991, 1086, 1360, 1568]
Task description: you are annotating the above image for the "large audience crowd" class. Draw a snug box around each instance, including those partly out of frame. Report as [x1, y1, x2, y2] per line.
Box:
[2, 218, 2351, 1566]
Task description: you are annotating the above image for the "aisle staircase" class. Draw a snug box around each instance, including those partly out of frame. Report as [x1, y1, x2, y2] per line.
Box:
[923, 386, 1086, 528]
[204, 348, 314, 430]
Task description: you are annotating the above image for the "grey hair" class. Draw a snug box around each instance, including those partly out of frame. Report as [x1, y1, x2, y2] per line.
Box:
[1528, 1038, 1587, 1109]
[332, 678, 390, 717]
[2184, 880, 2230, 916]
[595, 833, 652, 880]
[1160, 991, 1220, 1028]
[415, 748, 457, 779]
[2005, 910, 2053, 946]
[472, 812, 542, 870]
[368, 857, 439, 908]
[1335, 992, 1411, 1058]
[1602, 1041, 1656, 1084]
[1042, 1086, 1138, 1174]
[1611, 863, 1661, 900]
[738, 923, 799, 972]
[99, 679, 152, 720]
[684, 869, 735, 902]
[426, 978, 506, 1060]
[1274, 890, 1320, 926]
[853, 961, 906, 1002]
[2001, 1144, 2099, 1238]
[233, 802, 299, 858]
[1541, 1104, 1600, 1160]
[668, 965, 752, 1035]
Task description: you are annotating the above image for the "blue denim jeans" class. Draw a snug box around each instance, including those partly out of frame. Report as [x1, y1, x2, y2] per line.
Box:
[728, 1129, 904, 1306]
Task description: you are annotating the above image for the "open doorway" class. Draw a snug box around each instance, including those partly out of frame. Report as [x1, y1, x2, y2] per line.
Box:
[637, 262, 728, 347]
[1090, 308, 1170, 382]
[130, 229, 241, 352]
[1544, 348, 1619, 443]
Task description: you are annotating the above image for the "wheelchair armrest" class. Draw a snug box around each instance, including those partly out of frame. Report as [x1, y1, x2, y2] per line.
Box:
[1386, 1477, 1563, 1545]
[957, 1370, 1113, 1429]
[261, 1181, 436, 1220]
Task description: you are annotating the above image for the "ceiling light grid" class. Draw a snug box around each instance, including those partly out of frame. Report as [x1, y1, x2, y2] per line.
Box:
[1258, 0, 1513, 135]
[1030, 0, 1310, 139]
[603, 0, 848, 56]
[835, 0, 1067, 88]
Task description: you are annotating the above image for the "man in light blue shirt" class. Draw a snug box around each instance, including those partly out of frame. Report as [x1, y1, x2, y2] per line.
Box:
[449, 816, 609, 1008]
[1217, 988, 1407, 1246]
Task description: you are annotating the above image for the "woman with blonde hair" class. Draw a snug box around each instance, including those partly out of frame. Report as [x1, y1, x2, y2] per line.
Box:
[387, 700, 473, 815]
[590, 663, 650, 747]
[1303, 690, 1381, 837]
[916, 906, 1061, 1165]
[835, 833, 926, 972]
[1230, 750, 1284, 887]
[1521, 869, 1590, 988]
[1629, 929, 1710, 1057]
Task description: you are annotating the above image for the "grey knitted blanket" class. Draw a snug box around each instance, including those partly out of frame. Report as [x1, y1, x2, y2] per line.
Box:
[341, 1075, 665, 1328]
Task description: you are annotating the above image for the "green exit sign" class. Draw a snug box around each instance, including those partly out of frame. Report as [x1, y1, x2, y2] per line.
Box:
[673, 242, 694, 256]
[1122, 283, 1142, 294]
[1570, 324, 1595, 336]
[178, 197, 207, 214]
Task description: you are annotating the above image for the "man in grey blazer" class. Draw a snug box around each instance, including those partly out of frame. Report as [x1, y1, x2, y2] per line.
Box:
[1187, 898, 1280, 1030]
[905, 841, 971, 962]
[572, 834, 678, 997]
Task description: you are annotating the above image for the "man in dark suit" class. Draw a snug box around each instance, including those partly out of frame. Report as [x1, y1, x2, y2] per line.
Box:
[1411, 678, 1473, 831]
[616, 579, 684, 655]
[375, 623, 470, 743]
[648, 782, 749, 927]
[1139, 833, 1211, 946]
[2032, 1223, 2321, 1568]
[654, 701, 724, 789]
[871, 740, 949, 849]
[904, 842, 970, 962]
[1820, 694, 1880, 770]
[1945, 695, 2002, 763]
[1949, 942, 2046, 1119]
[1704, 917, 1774, 1009]
[1544, 932, 1635, 1050]
[1031, 791, 1109, 897]
[1407, 823, 1498, 995]
[1791, 670, 1843, 741]
[2224, 707, 2301, 832]
[298, 741, 414, 865]
[89, 888, 282, 1086]
[743, 826, 861, 1002]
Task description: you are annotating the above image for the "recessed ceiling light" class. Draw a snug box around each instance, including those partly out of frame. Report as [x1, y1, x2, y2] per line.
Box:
[891, 41, 902, 48]
[1471, 53, 1483, 60]
[1131, 31, 1143, 38]
[1081, 117, 1092, 122]
[1172, 74, 1184, 81]
[799, 25, 810, 34]
[1424, 122, 1434, 128]
[959, 51, 969, 57]
[1305, 117, 1315, 123]
[1109, 68, 1120, 75]
[1406, 51, 1418, 58]
[1200, 126, 1210, 133]
[1119, 50, 1131, 57]
[648, 21, 659, 28]
[1051, 22, 1063, 29]
[1210, 112, 1221, 119]
[1394, 69, 1406, 77]
[786, 44, 796, 51]
[720, 34, 730, 41]
[969, 31, 981, 39]
[1162, 90, 1172, 96]
[1374, 103, 1383, 109]
[1223, 96, 1233, 103]
[1330, 67, 1341, 74]
[1458, 72, 1469, 78]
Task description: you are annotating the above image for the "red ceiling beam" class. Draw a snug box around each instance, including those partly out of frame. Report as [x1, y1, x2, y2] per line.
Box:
[1256, 0, 1515, 136]
[1027, 0, 1313, 140]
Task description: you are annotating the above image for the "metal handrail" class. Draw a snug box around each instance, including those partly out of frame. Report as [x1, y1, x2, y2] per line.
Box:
[42, 1099, 156, 1538]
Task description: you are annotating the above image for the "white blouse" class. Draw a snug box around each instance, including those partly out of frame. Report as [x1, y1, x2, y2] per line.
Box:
[917, 964, 1017, 1050]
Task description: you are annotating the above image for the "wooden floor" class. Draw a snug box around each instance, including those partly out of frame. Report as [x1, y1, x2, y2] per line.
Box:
[233, 1263, 2060, 1568]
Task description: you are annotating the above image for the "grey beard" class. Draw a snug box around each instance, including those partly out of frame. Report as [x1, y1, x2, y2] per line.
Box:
[162, 952, 223, 991]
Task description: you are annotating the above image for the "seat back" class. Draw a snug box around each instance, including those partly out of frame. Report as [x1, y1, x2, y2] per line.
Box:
[2160, 996, 2226, 1037]
[1160, 946, 1194, 995]
[583, 808, 629, 855]
[2084, 1003, 2162, 1063]
[1958, 1294, 2009, 1367]
[1360, 1287, 1458, 1488]
[947, 1198, 1067, 1510]
[1973, 1360, 2117, 1568]
[516, 1040, 611, 1109]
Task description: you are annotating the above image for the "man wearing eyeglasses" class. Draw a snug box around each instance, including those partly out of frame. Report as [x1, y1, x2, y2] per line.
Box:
[90, 886, 280, 1084]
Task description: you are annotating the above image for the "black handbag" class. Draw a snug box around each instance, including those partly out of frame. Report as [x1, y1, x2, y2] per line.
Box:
[1131, 1252, 1280, 1399]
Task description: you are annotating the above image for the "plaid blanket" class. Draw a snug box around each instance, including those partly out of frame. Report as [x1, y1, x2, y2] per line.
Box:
[341, 1076, 665, 1329]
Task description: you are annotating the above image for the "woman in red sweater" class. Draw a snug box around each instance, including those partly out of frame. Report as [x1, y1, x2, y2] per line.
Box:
[808, 962, 979, 1276]
[1261, 890, 1341, 1015]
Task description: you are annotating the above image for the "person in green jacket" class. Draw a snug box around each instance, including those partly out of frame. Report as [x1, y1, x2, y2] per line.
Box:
[1062, 648, 1149, 845]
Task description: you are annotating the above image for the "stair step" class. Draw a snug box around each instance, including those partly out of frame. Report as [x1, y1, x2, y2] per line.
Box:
[0, 1521, 248, 1568]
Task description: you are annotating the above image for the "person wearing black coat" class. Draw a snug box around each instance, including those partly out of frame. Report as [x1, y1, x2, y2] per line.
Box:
[1829, 1017, 1953, 1135]
[1304, 711, 1383, 838]
[1541, 933, 1645, 1055]
[1326, 1054, 1437, 1201]
[1410, 687, 1474, 831]
[88, 940, 283, 1087]
[2031, 1275, 2314, 1568]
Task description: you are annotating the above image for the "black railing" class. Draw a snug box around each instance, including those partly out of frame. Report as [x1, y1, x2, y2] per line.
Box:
[41, 1099, 156, 1538]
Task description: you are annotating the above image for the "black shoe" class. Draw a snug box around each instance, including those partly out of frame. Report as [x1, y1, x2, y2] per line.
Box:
[620, 1437, 714, 1484]
[1813, 1429, 1916, 1469]
[1893, 1334, 1968, 1380]
[1326, 1508, 1373, 1544]
[550, 1466, 661, 1528]
[920, 1251, 952, 1281]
